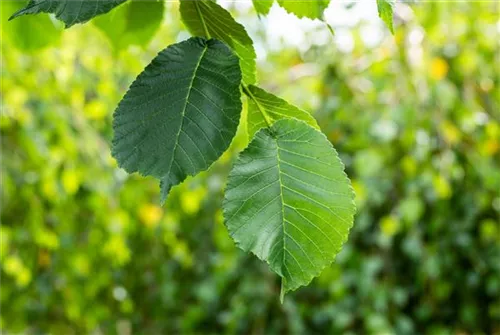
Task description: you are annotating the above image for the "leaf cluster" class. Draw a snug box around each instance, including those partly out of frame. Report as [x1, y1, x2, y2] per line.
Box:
[7, 0, 400, 299]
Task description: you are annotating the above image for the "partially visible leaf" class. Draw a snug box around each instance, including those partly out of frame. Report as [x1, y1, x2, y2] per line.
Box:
[223, 119, 356, 299]
[180, 0, 257, 85]
[377, 0, 395, 33]
[93, 0, 164, 50]
[9, 0, 127, 28]
[2, 1, 61, 52]
[112, 37, 242, 203]
[252, 0, 274, 15]
[244, 85, 319, 138]
[277, 0, 330, 19]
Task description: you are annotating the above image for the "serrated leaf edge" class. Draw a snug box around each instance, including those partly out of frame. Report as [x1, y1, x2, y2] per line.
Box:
[222, 118, 356, 298]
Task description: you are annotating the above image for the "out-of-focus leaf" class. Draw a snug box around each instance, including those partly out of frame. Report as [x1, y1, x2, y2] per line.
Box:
[2, 1, 61, 52]
[180, 0, 257, 84]
[93, 0, 164, 50]
[9, 0, 128, 28]
[244, 85, 319, 138]
[223, 119, 355, 299]
[252, 0, 274, 15]
[377, 0, 395, 33]
[112, 37, 242, 203]
[277, 0, 330, 19]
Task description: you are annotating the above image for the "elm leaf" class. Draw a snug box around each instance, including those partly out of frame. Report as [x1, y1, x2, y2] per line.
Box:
[112, 37, 242, 203]
[223, 119, 356, 300]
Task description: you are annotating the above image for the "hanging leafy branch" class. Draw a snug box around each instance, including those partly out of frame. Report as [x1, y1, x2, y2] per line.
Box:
[9, 0, 397, 300]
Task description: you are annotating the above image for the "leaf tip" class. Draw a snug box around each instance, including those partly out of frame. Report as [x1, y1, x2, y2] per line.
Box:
[159, 180, 170, 206]
[8, 10, 24, 21]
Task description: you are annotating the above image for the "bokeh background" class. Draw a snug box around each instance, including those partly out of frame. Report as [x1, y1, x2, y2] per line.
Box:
[1, 1, 499, 334]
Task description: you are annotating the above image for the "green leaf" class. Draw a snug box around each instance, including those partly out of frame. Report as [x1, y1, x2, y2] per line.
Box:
[223, 119, 355, 299]
[112, 37, 242, 203]
[2, 1, 61, 52]
[93, 0, 164, 50]
[252, 0, 274, 15]
[277, 0, 330, 19]
[244, 85, 319, 138]
[9, 0, 127, 28]
[180, 0, 257, 85]
[377, 0, 395, 33]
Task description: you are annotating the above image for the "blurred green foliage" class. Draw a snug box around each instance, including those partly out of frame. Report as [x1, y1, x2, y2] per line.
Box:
[1, 1, 499, 334]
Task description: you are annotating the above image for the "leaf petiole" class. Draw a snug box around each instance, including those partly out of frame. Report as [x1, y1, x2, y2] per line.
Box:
[242, 84, 273, 129]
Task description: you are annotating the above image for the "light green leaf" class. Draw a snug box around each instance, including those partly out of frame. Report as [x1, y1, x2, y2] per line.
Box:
[93, 0, 164, 50]
[180, 0, 257, 85]
[112, 37, 242, 203]
[252, 0, 274, 15]
[2, 1, 61, 52]
[244, 85, 319, 138]
[277, 0, 330, 19]
[223, 119, 356, 299]
[377, 0, 395, 33]
[9, 0, 127, 28]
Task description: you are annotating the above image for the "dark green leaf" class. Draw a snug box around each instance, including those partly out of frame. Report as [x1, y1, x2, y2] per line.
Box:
[180, 0, 257, 85]
[9, 0, 127, 28]
[93, 0, 164, 50]
[277, 0, 330, 19]
[223, 119, 355, 299]
[112, 37, 242, 203]
[244, 85, 319, 138]
[252, 0, 274, 15]
[377, 0, 395, 33]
